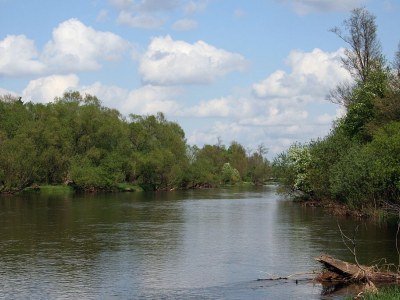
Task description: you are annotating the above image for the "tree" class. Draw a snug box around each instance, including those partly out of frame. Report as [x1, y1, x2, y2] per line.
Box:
[128, 113, 188, 190]
[307, 131, 353, 199]
[246, 145, 270, 185]
[272, 143, 312, 195]
[394, 42, 400, 77]
[331, 7, 382, 84]
[326, 81, 354, 108]
[227, 141, 247, 179]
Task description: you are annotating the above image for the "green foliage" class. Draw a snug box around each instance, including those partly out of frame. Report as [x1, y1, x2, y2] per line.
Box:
[307, 131, 353, 199]
[329, 144, 374, 207]
[186, 143, 270, 188]
[338, 67, 390, 142]
[273, 8, 400, 210]
[273, 143, 312, 195]
[129, 113, 189, 191]
[221, 163, 241, 184]
[246, 144, 270, 185]
[366, 122, 400, 201]
[0, 91, 271, 193]
[287, 144, 312, 193]
[227, 141, 248, 179]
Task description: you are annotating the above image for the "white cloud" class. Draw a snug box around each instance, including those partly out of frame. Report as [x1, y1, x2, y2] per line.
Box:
[181, 96, 256, 118]
[186, 48, 351, 156]
[123, 84, 182, 115]
[316, 113, 334, 125]
[117, 11, 166, 28]
[0, 19, 131, 77]
[0, 35, 46, 77]
[277, 0, 366, 15]
[80, 81, 129, 108]
[41, 18, 129, 71]
[139, 35, 247, 85]
[253, 48, 350, 101]
[184, 1, 207, 15]
[22, 74, 80, 103]
[0, 88, 18, 96]
[110, 0, 188, 29]
[172, 19, 198, 31]
[19, 75, 181, 116]
[187, 120, 307, 157]
[239, 107, 309, 127]
[188, 122, 256, 147]
[108, 0, 207, 29]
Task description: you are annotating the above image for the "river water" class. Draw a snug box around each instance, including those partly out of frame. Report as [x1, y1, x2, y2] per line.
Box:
[0, 185, 398, 299]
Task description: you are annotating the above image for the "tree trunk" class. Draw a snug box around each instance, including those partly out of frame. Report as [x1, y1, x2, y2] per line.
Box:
[315, 255, 400, 283]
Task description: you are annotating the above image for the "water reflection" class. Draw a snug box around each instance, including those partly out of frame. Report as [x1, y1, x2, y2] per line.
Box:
[0, 186, 398, 299]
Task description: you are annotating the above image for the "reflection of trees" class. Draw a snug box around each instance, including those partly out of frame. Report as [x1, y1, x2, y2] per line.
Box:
[276, 200, 398, 267]
[0, 192, 184, 279]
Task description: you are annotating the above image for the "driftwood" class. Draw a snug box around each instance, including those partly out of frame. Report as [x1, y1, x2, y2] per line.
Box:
[315, 255, 400, 283]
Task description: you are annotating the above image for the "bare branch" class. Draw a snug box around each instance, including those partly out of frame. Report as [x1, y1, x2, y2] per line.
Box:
[326, 81, 354, 108]
[331, 7, 382, 83]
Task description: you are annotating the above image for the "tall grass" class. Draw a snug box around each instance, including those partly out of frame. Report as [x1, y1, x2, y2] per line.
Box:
[355, 285, 400, 300]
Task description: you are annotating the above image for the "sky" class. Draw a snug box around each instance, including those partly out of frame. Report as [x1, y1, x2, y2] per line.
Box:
[1, 0, 399, 158]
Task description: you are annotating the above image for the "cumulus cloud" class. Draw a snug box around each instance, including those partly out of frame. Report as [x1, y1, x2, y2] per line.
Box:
[0, 35, 46, 77]
[186, 48, 351, 156]
[277, 0, 366, 15]
[180, 96, 256, 118]
[0, 19, 131, 77]
[123, 84, 183, 115]
[81, 83, 182, 116]
[139, 35, 247, 85]
[80, 81, 129, 108]
[188, 122, 255, 146]
[252, 48, 350, 101]
[172, 18, 198, 31]
[22, 74, 80, 103]
[41, 19, 129, 71]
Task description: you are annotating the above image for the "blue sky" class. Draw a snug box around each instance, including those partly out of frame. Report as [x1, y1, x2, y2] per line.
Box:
[1, 0, 399, 157]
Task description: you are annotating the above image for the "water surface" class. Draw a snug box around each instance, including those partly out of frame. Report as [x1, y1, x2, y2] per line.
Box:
[0, 185, 397, 299]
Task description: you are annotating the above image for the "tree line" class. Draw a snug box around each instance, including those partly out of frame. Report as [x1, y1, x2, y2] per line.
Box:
[0, 92, 270, 192]
[273, 8, 400, 209]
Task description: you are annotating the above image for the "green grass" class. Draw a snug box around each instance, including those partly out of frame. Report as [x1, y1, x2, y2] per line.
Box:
[349, 286, 400, 300]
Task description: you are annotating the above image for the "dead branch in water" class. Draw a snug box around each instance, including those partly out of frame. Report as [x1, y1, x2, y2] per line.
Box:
[315, 255, 400, 284]
[257, 271, 317, 281]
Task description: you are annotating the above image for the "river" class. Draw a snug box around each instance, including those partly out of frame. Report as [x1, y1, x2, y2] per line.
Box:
[0, 185, 397, 299]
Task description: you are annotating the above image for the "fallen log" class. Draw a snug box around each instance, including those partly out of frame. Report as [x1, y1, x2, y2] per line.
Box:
[315, 255, 400, 283]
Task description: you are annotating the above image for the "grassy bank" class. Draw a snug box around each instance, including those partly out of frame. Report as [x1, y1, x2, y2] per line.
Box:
[347, 285, 400, 299]
[19, 183, 144, 195]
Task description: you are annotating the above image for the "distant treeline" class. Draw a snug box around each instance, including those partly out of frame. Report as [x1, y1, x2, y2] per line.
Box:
[273, 8, 400, 209]
[0, 91, 270, 193]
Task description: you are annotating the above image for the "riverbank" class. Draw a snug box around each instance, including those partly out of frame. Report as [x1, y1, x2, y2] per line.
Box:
[294, 198, 396, 224]
[299, 199, 370, 218]
[345, 285, 400, 299]
[14, 183, 144, 195]
[1, 181, 263, 196]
